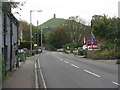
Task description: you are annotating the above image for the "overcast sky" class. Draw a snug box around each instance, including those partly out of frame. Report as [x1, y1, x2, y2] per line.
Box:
[12, 0, 119, 26]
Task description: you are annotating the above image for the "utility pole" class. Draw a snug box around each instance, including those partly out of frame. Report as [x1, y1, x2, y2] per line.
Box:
[30, 10, 42, 51]
[37, 20, 39, 47]
[41, 27, 42, 51]
[30, 10, 32, 51]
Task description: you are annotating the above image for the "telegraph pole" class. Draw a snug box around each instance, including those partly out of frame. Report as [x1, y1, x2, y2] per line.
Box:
[37, 20, 39, 47]
[30, 10, 42, 51]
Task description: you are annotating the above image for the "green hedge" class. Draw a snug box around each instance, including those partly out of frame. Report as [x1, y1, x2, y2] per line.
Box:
[92, 49, 120, 60]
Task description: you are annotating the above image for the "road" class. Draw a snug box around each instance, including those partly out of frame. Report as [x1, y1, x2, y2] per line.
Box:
[38, 51, 119, 88]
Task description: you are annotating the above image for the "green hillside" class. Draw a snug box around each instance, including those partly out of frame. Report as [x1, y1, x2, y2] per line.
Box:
[39, 18, 65, 30]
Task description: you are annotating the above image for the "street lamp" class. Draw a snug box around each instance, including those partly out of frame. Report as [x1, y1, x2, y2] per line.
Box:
[30, 10, 42, 51]
[41, 28, 42, 51]
[37, 20, 39, 47]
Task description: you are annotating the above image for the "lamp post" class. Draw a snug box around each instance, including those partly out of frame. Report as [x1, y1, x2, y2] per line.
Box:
[37, 20, 39, 47]
[41, 28, 42, 51]
[30, 10, 42, 51]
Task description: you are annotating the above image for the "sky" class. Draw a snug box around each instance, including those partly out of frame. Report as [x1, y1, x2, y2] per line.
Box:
[12, 0, 120, 26]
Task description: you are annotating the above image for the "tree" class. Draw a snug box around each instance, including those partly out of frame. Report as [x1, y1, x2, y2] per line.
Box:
[44, 16, 88, 50]
[20, 20, 37, 44]
[92, 15, 120, 51]
[20, 20, 30, 41]
[45, 26, 70, 49]
[65, 16, 85, 43]
[2, 2, 25, 12]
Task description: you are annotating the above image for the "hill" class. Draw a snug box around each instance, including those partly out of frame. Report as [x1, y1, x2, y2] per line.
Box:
[39, 18, 66, 30]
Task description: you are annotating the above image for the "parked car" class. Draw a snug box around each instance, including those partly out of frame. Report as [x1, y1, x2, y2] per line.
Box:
[38, 48, 42, 54]
[57, 48, 64, 52]
[78, 47, 83, 55]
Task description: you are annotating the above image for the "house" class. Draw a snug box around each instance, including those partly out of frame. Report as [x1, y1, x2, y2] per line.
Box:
[0, 2, 3, 89]
[0, 1, 19, 73]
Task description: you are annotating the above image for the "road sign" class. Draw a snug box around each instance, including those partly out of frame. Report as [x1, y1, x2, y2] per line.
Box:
[87, 38, 97, 45]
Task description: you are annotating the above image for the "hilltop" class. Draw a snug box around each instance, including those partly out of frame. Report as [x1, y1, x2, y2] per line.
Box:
[39, 18, 66, 30]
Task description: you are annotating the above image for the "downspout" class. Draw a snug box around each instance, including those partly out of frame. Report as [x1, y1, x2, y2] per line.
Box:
[16, 23, 19, 67]
[3, 12, 7, 76]
[10, 16, 12, 72]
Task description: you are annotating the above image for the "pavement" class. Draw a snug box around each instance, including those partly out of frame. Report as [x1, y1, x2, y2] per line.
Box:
[2, 55, 39, 88]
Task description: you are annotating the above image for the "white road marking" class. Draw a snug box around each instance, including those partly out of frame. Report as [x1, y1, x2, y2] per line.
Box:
[35, 60, 39, 88]
[112, 82, 120, 86]
[71, 64, 79, 68]
[56, 57, 60, 59]
[60, 59, 63, 61]
[38, 58, 47, 88]
[64, 61, 69, 64]
[84, 70, 101, 78]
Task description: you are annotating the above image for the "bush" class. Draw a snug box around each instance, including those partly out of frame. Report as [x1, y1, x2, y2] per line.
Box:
[116, 59, 120, 64]
[83, 50, 87, 56]
[70, 48, 74, 53]
[113, 52, 120, 59]
[92, 49, 115, 60]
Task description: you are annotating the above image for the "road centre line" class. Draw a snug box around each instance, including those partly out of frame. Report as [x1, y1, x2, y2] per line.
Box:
[56, 57, 60, 59]
[60, 59, 63, 61]
[54, 54, 119, 87]
[64, 61, 69, 64]
[71, 64, 79, 68]
[112, 82, 120, 86]
[84, 70, 101, 78]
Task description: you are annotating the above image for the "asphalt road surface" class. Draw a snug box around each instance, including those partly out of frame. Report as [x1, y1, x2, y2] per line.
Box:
[38, 51, 119, 88]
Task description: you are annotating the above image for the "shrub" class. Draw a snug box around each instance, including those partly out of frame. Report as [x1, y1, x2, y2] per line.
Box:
[92, 49, 115, 60]
[116, 59, 120, 64]
[70, 48, 74, 53]
[113, 52, 120, 59]
[83, 50, 87, 56]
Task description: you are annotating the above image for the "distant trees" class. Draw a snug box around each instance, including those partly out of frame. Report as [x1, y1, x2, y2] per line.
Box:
[20, 20, 37, 44]
[44, 16, 86, 50]
[65, 16, 85, 43]
[20, 21, 30, 41]
[45, 27, 70, 49]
